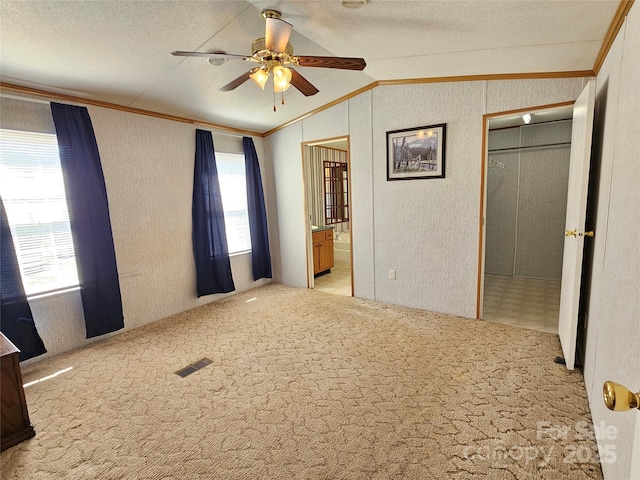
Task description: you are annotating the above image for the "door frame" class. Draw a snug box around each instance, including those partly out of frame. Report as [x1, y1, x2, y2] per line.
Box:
[476, 101, 575, 319]
[300, 135, 354, 295]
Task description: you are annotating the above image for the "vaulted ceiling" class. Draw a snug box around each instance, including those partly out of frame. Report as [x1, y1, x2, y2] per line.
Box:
[0, 1, 621, 135]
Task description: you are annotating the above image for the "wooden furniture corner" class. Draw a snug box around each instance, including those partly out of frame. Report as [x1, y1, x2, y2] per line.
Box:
[1, 332, 35, 451]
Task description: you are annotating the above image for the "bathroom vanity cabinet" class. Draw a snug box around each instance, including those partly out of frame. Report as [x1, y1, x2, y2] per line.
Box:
[312, 228, 334, 275]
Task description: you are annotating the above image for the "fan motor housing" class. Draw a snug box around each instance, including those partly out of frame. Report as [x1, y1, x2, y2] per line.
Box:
[261, 9, 281, 20]
[251, 38, 294, 58]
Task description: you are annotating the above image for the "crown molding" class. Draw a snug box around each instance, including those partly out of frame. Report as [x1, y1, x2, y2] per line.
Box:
[0, 82, 264, 138]
[0, 68, 602, 139]
[593, 0, 635, 75]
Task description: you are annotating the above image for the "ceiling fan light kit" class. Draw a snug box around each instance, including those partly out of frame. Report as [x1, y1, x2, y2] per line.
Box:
[273, 65, 293, 92]
[172, 9, 366, 110]
[249, 68, 269, 90]
[247, 37, 296, 94]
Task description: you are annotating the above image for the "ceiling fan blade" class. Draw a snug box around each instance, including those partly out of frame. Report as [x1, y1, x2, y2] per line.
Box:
[219, 69, 255, 92]
[265, 17, 293, 53]
[172, 51, 247, 60]
[296, 56, 366, 71]
[289, 68, 319, 97]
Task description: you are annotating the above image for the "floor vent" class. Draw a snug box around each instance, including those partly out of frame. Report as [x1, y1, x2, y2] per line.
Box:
[175, 358, 213, 378]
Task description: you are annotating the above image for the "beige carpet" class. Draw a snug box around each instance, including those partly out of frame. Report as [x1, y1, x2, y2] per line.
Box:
[1, 284, 602, 479]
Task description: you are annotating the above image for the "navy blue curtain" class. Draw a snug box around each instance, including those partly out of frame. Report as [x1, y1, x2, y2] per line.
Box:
[0, 197, 47, 361]
[192, 129, 235, 297]
[50, 102, 124, 339]
[243, 137, 272, 281]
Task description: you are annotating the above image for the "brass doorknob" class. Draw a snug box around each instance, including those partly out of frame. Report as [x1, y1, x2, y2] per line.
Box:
[565, 229, 578, 237]
[603, 381, 640, 411]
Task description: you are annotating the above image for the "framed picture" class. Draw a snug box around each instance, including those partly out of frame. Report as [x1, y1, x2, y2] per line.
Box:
[386, 123, 446, 180]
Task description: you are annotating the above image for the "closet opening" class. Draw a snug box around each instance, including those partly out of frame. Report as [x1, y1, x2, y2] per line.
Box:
[478, 103, 574, 333]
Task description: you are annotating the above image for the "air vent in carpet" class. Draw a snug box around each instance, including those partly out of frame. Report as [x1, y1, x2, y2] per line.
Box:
[175, 358, 213, 378]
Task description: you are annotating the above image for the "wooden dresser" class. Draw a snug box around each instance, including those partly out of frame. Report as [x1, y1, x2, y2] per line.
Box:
[312, 228, 334, 276]
[1, 333, 35, 451]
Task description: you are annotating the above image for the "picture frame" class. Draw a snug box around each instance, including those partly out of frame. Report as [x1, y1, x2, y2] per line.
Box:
[386, 123, 446, 180]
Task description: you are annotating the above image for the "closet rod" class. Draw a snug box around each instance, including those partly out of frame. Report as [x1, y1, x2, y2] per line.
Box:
[489, 118, 573, 131]
[488, 141, 571, 154]
[0, 93, 51, 105]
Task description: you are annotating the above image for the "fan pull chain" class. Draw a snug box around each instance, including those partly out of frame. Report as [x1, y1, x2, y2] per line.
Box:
[281, 90, 285, 105]
[273, 89, 276, 112]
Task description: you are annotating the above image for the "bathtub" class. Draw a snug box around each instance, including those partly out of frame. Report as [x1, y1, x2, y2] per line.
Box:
[333, 231, 351, 269]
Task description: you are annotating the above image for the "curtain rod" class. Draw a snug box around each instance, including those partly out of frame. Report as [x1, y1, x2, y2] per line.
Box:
[0, 93, 51, 105]
[488, 141, 572, 154]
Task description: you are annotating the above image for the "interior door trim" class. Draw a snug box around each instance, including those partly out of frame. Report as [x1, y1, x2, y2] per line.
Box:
[476, 101, 576, 319]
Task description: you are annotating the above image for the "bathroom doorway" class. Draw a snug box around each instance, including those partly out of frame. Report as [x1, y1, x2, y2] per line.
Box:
[478, 103, 575, 333]
[301, 136, 353, 297]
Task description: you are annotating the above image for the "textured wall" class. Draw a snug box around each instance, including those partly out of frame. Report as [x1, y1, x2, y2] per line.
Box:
[92, 107, 272, 332]
[372, 81, 484, 317]
[301, 101, 349, 142]
[486, 122, 571, 279]
[516, 122, 571, 278]
[5, 101, 272, 363]
[485, 78, 587, 114]
[266, 122, 306, 288]
[485, 128, 520, 276]
[583, 3, 640, 478]
[268, 77, 589, 318]
[348, 91, 375, 300]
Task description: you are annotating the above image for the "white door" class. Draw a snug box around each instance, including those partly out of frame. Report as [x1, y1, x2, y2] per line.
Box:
[558, 80, 596, 370]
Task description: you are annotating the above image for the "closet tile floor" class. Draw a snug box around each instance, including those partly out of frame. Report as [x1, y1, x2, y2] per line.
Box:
[483, 274, 560, 334]
[314, 268, 352, 297]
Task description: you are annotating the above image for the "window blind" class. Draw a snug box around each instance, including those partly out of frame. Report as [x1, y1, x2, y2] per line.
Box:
[216, 152, 251, 254]
[0, 129, 79, 296]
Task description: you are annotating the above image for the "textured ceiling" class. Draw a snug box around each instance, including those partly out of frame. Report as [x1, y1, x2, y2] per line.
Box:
[0, 1, 620, 134]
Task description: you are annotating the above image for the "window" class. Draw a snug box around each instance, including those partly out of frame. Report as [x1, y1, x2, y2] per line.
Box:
[323, 160, 349, 225]
[216, 152, 251, 254]
[0, 129, 79, 296]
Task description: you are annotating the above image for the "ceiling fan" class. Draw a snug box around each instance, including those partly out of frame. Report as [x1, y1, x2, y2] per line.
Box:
[172, 9, 366, 106]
